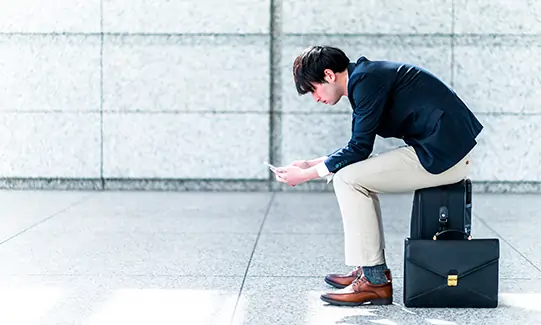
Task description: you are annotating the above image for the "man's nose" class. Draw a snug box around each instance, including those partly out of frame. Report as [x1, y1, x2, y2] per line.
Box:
[312, 93, 320, 102]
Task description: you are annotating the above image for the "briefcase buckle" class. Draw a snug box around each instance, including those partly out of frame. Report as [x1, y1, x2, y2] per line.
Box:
[448, 275, 458, 286]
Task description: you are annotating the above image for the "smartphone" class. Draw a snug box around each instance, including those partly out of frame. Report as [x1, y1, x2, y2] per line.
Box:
[263, 161, 280, 173]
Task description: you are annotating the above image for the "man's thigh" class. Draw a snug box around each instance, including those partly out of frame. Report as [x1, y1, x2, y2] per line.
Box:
[333, 146, 470, 194]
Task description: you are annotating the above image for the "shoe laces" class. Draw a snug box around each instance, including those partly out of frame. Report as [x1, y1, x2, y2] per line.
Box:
[351, 273, 367, 291]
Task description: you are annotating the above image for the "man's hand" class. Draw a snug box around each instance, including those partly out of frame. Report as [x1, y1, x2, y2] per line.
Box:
[287, 156, 327, 169]
[274, 165, 308, 187]
[288, 160, 311, 169]
[272, 156, 327, 186]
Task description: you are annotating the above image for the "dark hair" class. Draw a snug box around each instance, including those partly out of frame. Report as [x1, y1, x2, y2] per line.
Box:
[292, 45, 350, 95]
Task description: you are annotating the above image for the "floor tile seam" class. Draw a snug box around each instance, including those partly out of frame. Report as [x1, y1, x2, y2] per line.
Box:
[474, 211, 541, 273]
[0, 193, 97, 246]
[229, 192, 276, 325]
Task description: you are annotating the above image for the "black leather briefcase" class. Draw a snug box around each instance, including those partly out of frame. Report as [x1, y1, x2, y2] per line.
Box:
[403, 229, 500, 308]
[410, 179, 472, 239]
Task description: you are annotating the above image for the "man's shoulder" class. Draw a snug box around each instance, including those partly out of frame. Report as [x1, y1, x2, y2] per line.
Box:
[349, 57, 391, 81]
[347, 57, 398, 93]
[350, 56, 408, 74]
[349, 56, 370, 75]
[348, 57, 420, 90]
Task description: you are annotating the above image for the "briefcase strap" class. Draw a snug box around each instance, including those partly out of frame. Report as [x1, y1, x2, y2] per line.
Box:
[438, 205, 449, 232]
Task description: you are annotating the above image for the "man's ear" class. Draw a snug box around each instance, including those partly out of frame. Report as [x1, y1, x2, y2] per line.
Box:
[323, 69, 336, 82]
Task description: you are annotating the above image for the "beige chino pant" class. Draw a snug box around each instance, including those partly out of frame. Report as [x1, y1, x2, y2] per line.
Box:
[332, 145, 472, 267]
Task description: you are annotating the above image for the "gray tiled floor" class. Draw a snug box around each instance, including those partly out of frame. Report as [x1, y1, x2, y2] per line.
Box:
[0, 190, 540, 324]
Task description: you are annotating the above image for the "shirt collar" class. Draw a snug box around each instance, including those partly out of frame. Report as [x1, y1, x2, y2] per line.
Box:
[347, 62, 356, 79]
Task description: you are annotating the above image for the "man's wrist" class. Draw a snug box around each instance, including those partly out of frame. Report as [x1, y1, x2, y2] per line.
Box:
[315, 161, 331, 177]
[301, 165, 320, 182]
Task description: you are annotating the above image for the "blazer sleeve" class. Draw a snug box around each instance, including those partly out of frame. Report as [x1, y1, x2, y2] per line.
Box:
[324, 73, 388, 174]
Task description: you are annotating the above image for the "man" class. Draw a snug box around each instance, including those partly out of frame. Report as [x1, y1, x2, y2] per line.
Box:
[273, 45, 483, 306]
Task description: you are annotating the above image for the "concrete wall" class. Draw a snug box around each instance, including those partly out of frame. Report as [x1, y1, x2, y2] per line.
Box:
[0, 1, 539, 192]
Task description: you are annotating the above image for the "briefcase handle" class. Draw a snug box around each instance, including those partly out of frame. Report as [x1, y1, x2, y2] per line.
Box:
[433, 229, 472, 240]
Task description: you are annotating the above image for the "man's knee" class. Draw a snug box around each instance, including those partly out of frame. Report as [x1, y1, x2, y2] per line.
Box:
[333, 162, 372, 191]
[334, 165, 353, 186]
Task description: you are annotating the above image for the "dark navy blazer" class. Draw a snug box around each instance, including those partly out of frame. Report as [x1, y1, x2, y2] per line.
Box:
[324, 56, 483, 175]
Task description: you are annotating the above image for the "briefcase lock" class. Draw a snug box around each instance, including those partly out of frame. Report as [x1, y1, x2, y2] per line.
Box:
[448, 275, 458, 286]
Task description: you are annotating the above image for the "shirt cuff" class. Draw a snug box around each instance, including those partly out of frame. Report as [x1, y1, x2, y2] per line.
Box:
[316, 161, 331, 177]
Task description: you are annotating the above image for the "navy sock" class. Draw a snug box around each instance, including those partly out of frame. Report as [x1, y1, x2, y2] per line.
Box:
[362, 263, 388, 285]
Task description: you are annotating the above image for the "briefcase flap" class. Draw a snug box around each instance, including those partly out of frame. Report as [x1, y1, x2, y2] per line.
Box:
[405, 238, 499, 277]
[404, 237, 500, 308]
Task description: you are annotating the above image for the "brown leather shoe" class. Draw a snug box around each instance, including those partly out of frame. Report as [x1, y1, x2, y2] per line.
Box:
[325, 268, 392, 289]
[320, 275, 393, 306]
[324, 267, 362, 289]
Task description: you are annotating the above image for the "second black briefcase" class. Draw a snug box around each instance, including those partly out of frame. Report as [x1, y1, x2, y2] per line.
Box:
[410, 179, 472, 239]
[403, 230, 500, 308]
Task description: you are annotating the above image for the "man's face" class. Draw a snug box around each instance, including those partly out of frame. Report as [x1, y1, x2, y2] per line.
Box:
[311, 82, 342, 105]
[309, 69, 342, 105]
